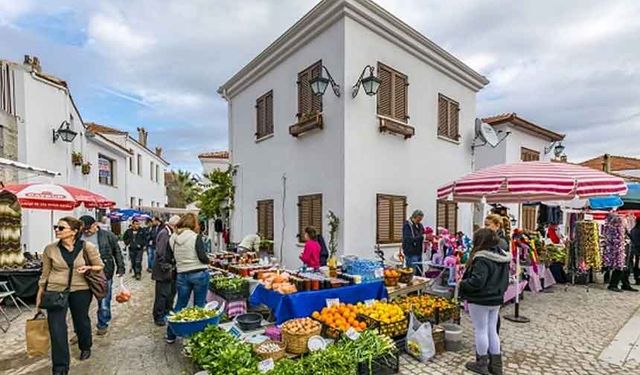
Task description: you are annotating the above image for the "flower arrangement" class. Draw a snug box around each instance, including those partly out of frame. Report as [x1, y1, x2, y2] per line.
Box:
[72, 152, 83, 166]
[81, 162, 91, 175]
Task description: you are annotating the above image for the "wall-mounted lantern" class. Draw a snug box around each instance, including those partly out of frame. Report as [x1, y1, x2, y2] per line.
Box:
[352, 65, 381, 98]
[309, 65, 341, 97]
[52, 121, 77, 143]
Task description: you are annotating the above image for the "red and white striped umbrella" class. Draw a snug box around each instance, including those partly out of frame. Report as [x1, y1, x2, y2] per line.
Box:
[2, 183, 115, 210]
[437, 162, 628, 203]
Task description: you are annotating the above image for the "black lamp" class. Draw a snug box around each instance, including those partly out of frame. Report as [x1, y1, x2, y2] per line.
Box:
[554, 143, 565, 158]
[352, 65, 381, 98]
[52, 121, 77, 143]
[309, 65, 340, 97]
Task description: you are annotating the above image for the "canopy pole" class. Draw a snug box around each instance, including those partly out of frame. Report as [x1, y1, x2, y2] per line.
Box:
[504, 247, 530, 323]
[50, 210, 54, 242]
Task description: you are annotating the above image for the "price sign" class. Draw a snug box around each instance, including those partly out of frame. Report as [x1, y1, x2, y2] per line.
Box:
[227, 325, 242, 339]
[345, 327, 361, 341]
[364, 299, 375, 307]
[326, 298, 340, 308]
[374, 268, 384, 278]
[258, 358, 275, 373]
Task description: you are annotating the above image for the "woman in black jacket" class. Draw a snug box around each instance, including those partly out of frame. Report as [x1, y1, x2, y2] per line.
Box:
[460, 228, 511, 375]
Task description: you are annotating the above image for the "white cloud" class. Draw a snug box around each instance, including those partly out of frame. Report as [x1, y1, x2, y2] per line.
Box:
[86, 13, 155, 56]
[0, 0, 33, 25]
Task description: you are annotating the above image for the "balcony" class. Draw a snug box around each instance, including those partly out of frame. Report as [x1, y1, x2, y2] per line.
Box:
[289, 112, 323, 137]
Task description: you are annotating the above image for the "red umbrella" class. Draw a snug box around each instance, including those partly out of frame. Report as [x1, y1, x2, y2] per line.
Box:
[437, 161, 628, 203]
[2, 183, 115, 210]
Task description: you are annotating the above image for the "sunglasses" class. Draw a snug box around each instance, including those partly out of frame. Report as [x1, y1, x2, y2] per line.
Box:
[53, 225, 70, 232]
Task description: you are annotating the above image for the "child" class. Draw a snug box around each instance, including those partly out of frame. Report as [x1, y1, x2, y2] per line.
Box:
[460, 228, 511, 375]
[300, 226, 321, 269]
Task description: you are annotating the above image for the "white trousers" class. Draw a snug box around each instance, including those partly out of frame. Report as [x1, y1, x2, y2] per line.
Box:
[468, 303, 501, 355]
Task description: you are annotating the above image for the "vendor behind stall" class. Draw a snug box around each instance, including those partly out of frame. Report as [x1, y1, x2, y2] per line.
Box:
[238, 233, 261, 254]
[300, 226, 320, 270]
[403, 210, 425, 275]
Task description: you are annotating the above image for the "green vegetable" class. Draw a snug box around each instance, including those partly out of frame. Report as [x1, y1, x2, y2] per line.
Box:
[168, 307, 219, 322]
[210, 275, 248, 293]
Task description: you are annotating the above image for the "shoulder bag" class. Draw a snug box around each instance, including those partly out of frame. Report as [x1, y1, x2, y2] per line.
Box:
[82, 243, 108, 299]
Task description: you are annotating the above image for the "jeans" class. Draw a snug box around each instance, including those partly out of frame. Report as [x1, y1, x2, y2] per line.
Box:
[153, 280, 176, 323]
[147, 246, 156, 270]
[166, 270, 209, 340]
[468, 303, 501, 355]
[97, 279, 113, 329]
[47, 290, 92, 372]
[129, 247, 143, 276]
[405, 253, 423, 275]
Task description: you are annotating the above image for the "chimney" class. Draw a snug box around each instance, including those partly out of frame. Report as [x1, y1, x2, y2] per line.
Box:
[155, 147, 163, 157]
[602, 154, 611, 173]
[136, 127, 148, 147]
[23, 55, 42, 73]
[560, 155, 567, 163]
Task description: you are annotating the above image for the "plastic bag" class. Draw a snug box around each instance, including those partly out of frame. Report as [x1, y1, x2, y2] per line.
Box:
[26, 311, 50, 357]
[115, 276, 131, 303]
[405, 312, 435, 362]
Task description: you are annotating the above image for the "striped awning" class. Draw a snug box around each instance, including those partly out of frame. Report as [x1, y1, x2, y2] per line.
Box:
[437, 161, 628, 203]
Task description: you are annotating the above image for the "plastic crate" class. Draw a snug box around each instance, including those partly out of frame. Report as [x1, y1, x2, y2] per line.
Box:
[356, 350, 400, 375]
[358, 314, 408, 339]
[311, 316, 367, 340]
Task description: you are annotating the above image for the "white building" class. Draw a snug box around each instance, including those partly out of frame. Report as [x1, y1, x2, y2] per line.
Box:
[475, 112, 566, 231]
[198, 151, 230, 175]
[218, 0, 489, 267]
[0, 56, 168, 251]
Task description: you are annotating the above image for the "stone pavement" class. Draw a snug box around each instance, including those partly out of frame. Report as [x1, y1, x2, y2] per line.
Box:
[1, 272, 640, 375]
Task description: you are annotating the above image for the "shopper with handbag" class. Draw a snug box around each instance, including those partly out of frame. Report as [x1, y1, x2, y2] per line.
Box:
[152, 215, 179, 326]
[36, 216, 104, 375]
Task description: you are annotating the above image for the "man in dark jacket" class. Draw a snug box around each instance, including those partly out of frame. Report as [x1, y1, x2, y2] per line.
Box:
[402, 210, 425, 275]
[146, 217, 161, 273]
[80, 215, 125, 335]
[151, 215, 180, 325]
[123, 219, 147, 280]
[629, 218, 640, 285]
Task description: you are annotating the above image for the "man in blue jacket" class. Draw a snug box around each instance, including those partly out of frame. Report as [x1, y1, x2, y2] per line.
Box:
[403, 210, 425, 275]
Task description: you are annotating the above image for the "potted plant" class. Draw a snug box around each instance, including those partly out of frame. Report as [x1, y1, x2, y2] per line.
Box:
[259, 239, 275, 255]
[327, 210, 340, 277]
[81, 162, 91, 175]
[72, 152, 83, 166]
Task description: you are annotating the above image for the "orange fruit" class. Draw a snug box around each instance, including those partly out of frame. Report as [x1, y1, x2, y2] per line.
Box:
[359, 322, 367, 330]
[312, 311, 320, 319]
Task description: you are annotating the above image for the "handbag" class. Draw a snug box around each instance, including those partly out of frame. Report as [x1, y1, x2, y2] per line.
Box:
[25, 311, 50, 357]
[39, 251, 75, 311]
[82, 243, 108, 299]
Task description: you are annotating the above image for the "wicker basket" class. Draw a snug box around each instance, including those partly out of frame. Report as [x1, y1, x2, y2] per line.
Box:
[384, 275, 400, 287]
[398, 269, 414, 284]
[254, 340, 287, 361]
[282, 324, 321, 354]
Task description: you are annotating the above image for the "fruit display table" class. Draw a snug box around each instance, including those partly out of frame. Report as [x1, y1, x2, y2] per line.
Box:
[249, 281, 388, 324]
[385, 276, 431, 299]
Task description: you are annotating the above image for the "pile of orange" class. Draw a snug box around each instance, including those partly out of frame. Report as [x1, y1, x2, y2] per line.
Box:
[311, 303, 367, 332]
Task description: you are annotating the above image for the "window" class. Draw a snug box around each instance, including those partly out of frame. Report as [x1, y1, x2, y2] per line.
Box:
[130, 197, 135, 208]
[256, 90, 274, 139]
[377, 63, 408, 123]
[129, 157, 133, 172]
[297, 61, 322, 118]
[257, 200, 274, 253]
[138, 198, 143, 207]
[137, 154, 142, 175]
[298, 194, 322, 240]
[98, 154, 115, 186]
[436, 200, 458, 233]
[155, 165, 160, 183]
[521, 147, 540, 162]
[521, 205, 537, 232]
[376, 194, 407, 244]
[437, 94, 460, 141]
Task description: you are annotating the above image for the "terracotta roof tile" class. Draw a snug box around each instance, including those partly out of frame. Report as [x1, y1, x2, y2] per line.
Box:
[198, 151, 229, 159]
[86, 122, 128, 135]
[482, 112, 565, 141]
[579, 155, 640, 171]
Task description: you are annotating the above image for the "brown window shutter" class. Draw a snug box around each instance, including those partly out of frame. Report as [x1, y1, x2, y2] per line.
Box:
[522, 205, 537, 231]
[376, 195, 391, 243]
[449, 101, 459, 140]
[257, 200, 274, 240]
[377, 64, 392, 117]
[438, 95, 448, 136]
[256, 97, 264, 138]
[448, 201, 458, 233]
[266, 200, 274, 240]
[436, 200, 446, 229]
[310, 61, 322, 113]
[297, 70, 310, 117]
[298, 196, 311, 240]
[521, 147, 540, 162]
[391, 196, 407, 243]
[393, 73, 408, 122]
[265, 91, 273, 135]
[311, 194, 323, 234]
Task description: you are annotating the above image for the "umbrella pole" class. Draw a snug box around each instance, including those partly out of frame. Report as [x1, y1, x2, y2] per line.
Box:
[50, 210, 54, 242]
[504, 249, 530, 323]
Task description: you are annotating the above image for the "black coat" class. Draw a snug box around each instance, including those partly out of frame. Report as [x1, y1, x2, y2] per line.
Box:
[630, 227, 640, 255]
[123, 228, 147, 251]
[460, 246, 511, 306]
[96, 229, 125, 280]
[402, 220, 424, 256]
[152, 225, 176, 282]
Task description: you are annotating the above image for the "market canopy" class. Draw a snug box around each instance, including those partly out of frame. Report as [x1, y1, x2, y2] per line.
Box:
[1, 183, 115, 210]
[109, 208, 150, 221]
[437, 161, 628, 203]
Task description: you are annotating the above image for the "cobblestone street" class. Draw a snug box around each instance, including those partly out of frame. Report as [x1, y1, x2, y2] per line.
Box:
[2, 272, 639, 375]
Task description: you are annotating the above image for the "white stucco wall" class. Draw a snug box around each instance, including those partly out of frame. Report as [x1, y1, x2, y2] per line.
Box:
[342, 18, 475, 259]
[85, 137, 128, 207]
[200, 158, 229, 175]
[229, 19, 346, 268]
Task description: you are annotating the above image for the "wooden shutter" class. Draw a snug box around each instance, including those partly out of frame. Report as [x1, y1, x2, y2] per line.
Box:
[438, 94, 460, 140]
[449, 101, 459, 140]
[265, 92, 273, 135]
[394, 73, 408, 122]
[298, 194, 322, 240]
[256, 97, 264, 137]
[436, 200, 458, 233]
[377, 65, 392, 117]
[521, 147, 540, 162]
[521, 205, 537, 231]
[257, 200, 274, 240]
[377, 194, 406, 244]
[438, 95, 448, 136]
[297, 61, 322, 118]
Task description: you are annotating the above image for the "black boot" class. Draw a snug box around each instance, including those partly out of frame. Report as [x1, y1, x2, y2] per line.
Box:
[489, 354, 503, 375]
[465, 353, 490, 375]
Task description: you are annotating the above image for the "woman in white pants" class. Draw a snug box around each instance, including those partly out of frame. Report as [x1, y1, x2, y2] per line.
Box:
[460, 228, 511, 375]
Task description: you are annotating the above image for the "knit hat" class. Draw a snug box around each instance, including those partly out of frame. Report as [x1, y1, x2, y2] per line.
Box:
[168, 215, 181, 226]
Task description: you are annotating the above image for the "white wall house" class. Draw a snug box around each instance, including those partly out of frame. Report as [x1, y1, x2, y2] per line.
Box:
[0, 56, 168, 251]
[475, 112, 566, 231]
[199, 151, 230, 175]
[218, 0, 489, 267]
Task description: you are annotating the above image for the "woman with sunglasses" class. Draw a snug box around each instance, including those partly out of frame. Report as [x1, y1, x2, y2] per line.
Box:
[36, 217, 104, 375]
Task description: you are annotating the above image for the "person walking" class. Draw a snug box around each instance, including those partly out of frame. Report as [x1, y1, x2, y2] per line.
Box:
[123, 219, 146, 280]
[79, 215, 125, 335]
[36, 217, 104, 375]
[460, 228, 511, 375]
[146, 217, 161, 272]
[152, 215, 180, 326]
[299, 226, 321, 269]
[165, 213, 210, 344]
[402, 210, 425, 275]
[629, 218, 640, 285]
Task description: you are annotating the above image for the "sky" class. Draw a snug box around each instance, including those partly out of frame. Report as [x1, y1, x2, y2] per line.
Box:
[1, 0, 639, 172]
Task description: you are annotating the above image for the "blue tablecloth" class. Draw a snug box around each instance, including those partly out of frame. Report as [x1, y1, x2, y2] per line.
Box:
[249, 281, 388, 324]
